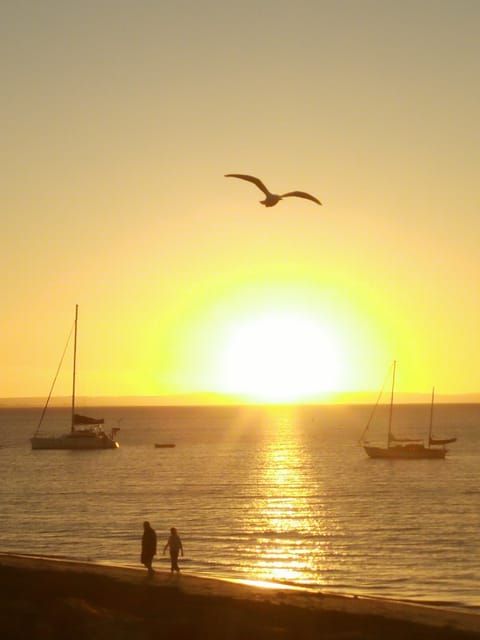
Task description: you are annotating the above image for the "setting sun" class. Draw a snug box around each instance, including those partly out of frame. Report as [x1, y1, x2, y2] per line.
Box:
[217, 311, 344, 403]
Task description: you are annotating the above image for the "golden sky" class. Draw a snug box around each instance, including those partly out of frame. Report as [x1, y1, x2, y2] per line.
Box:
[2, 1, 480, 402]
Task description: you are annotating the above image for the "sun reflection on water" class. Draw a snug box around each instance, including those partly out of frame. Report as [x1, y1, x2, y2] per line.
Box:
[244, 409, 332, 584]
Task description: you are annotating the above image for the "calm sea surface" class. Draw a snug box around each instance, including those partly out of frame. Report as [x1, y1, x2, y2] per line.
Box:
[1, 404, 479, 611]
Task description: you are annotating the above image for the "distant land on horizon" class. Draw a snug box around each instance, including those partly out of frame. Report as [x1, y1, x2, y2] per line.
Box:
[2, 391, 480, 408]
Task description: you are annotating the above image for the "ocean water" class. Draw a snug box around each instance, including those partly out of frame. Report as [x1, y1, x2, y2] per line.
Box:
[1, 403, 479, 611]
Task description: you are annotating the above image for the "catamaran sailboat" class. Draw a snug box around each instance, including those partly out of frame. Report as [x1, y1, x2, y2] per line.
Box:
[31, 306, 120, 450]
[360, 361, 456, 459]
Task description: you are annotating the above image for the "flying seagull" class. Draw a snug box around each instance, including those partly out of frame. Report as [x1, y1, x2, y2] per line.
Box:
[225, 174, 322, 207]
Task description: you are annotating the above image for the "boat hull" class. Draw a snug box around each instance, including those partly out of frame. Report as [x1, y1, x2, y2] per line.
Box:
[364, 445, 446, 459]
[31, 431, 119, 450]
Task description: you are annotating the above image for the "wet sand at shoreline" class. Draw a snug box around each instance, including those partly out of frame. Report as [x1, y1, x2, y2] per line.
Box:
[1, 553, 478, 639]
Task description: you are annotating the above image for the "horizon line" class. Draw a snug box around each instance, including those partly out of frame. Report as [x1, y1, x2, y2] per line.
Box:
[3, 390, 480, 408]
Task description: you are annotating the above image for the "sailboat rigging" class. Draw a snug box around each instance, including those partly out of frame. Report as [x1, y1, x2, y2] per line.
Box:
[427, 387, 457, 446]
[31, 305, 119, 450]
[360, 361, 456, 459]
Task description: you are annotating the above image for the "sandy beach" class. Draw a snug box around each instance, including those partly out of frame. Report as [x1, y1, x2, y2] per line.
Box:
[0, 553, 478, 639]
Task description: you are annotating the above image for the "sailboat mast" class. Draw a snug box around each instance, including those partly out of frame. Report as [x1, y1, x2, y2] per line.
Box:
[387, 360, 396, 447]
[428, 386, 435, 444]
[71, 304, 78, 432]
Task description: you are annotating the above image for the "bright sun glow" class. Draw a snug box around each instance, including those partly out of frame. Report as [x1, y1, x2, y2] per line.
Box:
[218, 311, 344, 402]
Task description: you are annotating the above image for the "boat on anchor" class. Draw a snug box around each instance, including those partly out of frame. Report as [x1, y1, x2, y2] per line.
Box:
[360, 361, 456, 459]
[31, 305, 120, 450]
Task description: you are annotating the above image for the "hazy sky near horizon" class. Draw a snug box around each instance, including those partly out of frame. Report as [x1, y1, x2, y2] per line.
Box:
[2, 1, 480, 402]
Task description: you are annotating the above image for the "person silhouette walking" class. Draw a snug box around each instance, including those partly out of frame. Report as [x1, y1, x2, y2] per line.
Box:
[141, 521, 157, 577]
[163, 527, 183, 574]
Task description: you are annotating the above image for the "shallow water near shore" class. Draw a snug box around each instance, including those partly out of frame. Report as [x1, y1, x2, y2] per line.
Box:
[1, 404, 479, 611]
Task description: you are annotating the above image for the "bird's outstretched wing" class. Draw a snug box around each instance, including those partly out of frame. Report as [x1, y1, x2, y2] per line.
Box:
[281, 191, 322, 205]
[225, 174, 271, 196]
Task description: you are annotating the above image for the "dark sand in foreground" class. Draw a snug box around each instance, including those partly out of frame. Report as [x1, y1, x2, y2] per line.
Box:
[0, 554, 478, 639]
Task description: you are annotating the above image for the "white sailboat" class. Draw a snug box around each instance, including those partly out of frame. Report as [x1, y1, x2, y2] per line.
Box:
[31, 305, 119, 450]
[360, 361, 456, 459]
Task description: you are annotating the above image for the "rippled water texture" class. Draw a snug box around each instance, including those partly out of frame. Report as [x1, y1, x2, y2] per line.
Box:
[1, 404, 479, 610]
